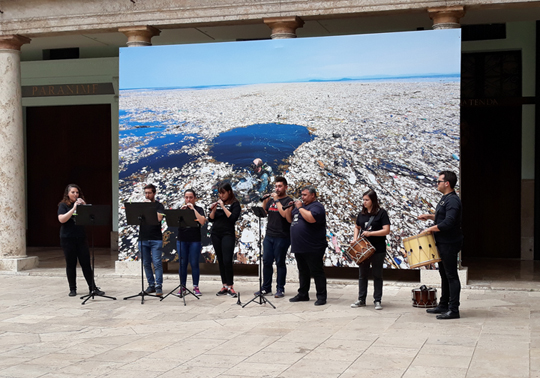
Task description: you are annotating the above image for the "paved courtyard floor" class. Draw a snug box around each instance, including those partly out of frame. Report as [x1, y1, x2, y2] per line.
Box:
[1, 255, 539, 378]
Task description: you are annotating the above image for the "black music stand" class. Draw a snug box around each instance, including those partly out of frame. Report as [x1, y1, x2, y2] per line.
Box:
[160, 209, 201, 306]
[123, 202, 161, 304]
[243, 206, 275, 309]
[75, 205, 117, 305]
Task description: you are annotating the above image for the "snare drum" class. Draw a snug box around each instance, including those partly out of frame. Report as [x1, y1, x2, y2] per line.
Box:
[412, 287, 438, 308]
[345, 237, 376, 264]
[403, 232, 441, 268]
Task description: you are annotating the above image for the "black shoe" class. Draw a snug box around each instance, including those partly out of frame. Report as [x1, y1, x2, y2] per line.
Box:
[145, 286, 156, 294]
[216, 287, 228, 296]
[314, 299, 326, 306]
[289, 295, 310, 302]
[426, 306, 448, 314]
[436, 310, 460, 320]
[69, 289, 77, 297]
[92, 288, 105, 296]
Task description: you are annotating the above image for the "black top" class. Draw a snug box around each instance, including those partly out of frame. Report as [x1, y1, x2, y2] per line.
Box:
[209, 201, 241, 236]
[434, 191, 463, 244]
[290, 201, 327, 253]
[58, 202, 86, 239]
[139, 201, 165, 241]
[356, 208, 391, 253]
[265, 196, 293, 238]
[177, 205, 205, 242]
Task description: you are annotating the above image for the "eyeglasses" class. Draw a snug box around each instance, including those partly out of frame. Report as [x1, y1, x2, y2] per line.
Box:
[436, 180, 447, 184]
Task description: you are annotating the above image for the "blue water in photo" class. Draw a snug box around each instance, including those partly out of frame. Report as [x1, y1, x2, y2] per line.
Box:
[119, 111, 200, 179]
[210, 123, 313, 172]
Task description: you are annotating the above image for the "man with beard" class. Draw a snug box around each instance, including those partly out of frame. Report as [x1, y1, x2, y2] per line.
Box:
[256, 176, 293, 298]
[418, 171, 463, 319]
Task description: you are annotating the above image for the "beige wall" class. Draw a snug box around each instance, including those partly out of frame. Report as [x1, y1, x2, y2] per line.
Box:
[21, 57, 120, 231]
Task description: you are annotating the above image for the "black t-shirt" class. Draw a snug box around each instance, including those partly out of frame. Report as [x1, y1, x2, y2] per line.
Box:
[355, 208, 391, 253]
[434, 191, 463, 244]
[209, 201, 241, 236]
[139, 201, 165, 241]
[58, 202, 86, 238]
[177, 205, 205, 242]
[290, 201, 327, 253]
[265, 196, 293, 238]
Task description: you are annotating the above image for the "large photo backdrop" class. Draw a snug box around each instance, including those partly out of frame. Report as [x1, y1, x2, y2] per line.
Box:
[119, 29, 461, 269]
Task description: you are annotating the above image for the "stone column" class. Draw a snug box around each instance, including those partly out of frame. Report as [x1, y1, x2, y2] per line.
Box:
[428, 6, 465, 30]
[263, 16, 304, 39]
[118, 25, 161, 47]
[428, 6, 465, 29]
[0, 35, 38, 271]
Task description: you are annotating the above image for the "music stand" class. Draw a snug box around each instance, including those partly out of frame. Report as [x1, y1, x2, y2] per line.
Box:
[123, 202, 161, 304]
[243, 206, 275, 309]
[75, 205, 117, 305]
[160, 209, 201, 306]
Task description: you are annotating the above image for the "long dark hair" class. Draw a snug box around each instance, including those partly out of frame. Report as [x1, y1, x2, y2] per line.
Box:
[217, 182, 237, 204]
[361, 189, 380, 215]
[59, 184, 85, 206]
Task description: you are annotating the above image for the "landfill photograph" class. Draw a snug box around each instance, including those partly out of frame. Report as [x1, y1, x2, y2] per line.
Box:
[118, 29, 461, 269]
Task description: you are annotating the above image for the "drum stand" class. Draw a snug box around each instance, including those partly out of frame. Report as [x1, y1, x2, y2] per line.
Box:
[243, 206, 275, 309]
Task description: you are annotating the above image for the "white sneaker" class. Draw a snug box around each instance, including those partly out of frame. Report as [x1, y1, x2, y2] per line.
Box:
[374, 301, 383, 310]
[351, 299, 366, 308]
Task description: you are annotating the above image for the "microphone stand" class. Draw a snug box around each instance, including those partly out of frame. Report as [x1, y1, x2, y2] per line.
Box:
[75, 205, 116, 305]
[160, 209, 200, 306]
[123, 202, 161, 304]
[243, 206, 275, 309]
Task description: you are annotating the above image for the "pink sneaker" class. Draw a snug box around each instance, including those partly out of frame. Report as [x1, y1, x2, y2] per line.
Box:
[193, 286, 202, 296]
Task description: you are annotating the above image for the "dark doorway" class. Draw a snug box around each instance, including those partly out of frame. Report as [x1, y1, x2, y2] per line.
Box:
[26, 104, 112, 247]
[461, 51, 522, 259]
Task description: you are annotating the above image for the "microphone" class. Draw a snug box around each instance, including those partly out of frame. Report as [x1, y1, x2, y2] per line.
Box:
[282, 202, 295, 210]
[260, 194, 271, 201]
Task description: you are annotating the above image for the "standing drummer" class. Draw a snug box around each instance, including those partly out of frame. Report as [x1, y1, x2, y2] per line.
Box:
[418, 170, 463, 320]
[350, 189, 391, 310]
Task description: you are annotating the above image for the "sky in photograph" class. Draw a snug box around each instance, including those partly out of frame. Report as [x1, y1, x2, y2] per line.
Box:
[120, 29, 461, 90]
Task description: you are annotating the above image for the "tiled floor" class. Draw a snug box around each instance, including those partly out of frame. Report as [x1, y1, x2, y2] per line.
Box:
[0, 248, 538, 377]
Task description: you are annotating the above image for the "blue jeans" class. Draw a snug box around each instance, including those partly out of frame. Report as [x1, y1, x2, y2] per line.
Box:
[177, 241, 202, 287]
[262, 236, 290, 292]
[139, 240, 163, 288]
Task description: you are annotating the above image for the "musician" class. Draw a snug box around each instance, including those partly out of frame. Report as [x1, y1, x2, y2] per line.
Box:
[257, 177, 293, 298]
[57, 184, 105, 297]
[209, 182, 241, 298]
[140, 184, 165, 296]
[418, 170, 463, 320]
[289, 186, 327, 306]
[350, 189, 391, 310]
[176, 189, 206, 296]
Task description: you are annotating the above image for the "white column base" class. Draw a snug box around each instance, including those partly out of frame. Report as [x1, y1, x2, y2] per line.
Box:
[420, 266, 468, 287]
[0, 256, 39, 271]
[115, 260, 141, 275]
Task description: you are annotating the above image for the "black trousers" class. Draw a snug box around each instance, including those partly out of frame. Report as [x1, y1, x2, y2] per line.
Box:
[60, 237, 95, 291]
[211, 233, 235, 286]
[437, 241, 462, 312]
[294, 250, 327, 301]
[358, 252, 385, 303]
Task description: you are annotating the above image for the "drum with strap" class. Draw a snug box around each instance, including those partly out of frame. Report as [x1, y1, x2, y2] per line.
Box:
[403, 232, 441, 268]
[345, 237, 376, 264]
